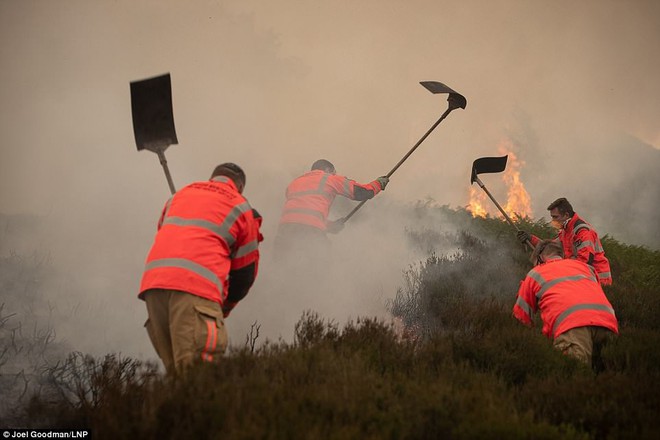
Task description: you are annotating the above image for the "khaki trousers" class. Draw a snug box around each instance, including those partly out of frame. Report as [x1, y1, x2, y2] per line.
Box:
[143, 289, 228, 375]
[553, 326, 614, 367]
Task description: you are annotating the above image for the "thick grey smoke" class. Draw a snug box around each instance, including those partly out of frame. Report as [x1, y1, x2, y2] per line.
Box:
[1, 1, 659, 361]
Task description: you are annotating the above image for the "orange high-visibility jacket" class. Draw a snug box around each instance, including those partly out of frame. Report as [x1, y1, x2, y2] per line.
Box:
[139, 176, 262, 305]
[279, 170, 383, 230]
[513, 257, 618, 339]
[531, 213, 612, 285]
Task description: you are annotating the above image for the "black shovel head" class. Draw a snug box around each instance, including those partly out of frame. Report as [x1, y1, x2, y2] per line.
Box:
[471, 155, 508, 184]
[130, 73, 178, 153]
[420, 81, 467, 110]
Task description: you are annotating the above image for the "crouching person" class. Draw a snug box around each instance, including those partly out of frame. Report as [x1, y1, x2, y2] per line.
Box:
[513, 240, 618, 369]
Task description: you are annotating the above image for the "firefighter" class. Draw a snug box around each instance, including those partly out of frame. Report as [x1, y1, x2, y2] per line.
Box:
[139, 163, 263, 375]
[274, 159, 388, 257]
[513, 240, 618, 369]
[517, 197, 612, 285]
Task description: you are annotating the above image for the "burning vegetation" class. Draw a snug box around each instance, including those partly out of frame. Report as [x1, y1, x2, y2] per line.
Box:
[467, 140, 533, 220]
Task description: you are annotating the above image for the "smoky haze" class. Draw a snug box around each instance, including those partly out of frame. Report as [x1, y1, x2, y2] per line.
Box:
[1, 0, 659, 361]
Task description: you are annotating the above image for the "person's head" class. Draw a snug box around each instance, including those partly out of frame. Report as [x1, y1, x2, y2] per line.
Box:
[211, 163, 246, 193]
[311, 159, 336, 174]
[531, 239, 564, 265]
[547, 197, 574, 228]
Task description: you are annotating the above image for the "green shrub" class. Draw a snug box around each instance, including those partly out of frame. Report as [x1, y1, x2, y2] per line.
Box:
[517, 371, 660, 440]
[9, 206, 660, 438]
[21, 319, 592, 439]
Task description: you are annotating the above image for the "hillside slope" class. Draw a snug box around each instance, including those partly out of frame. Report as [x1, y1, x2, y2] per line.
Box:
[3, 207, 659, 438]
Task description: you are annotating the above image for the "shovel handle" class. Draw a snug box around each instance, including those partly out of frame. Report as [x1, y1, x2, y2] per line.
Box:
[157, 150, 177, 195]
[473, 176, 534, 251]
[384, 106, 454, 179]
[341, 106, 458, 224]
[473, 176, 516, 227]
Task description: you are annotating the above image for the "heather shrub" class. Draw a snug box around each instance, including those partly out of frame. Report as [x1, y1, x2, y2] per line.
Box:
[517, 371, 660, 439]
[0, 249, 71, 425]
[21, 316, 589, 439]
[5, 207, 660, 438]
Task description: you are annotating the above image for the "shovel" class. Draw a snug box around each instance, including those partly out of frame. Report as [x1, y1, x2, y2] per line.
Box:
[470, 155, 534, 250]
[130, 73, 179, 194]
[340, 81, 467, 224]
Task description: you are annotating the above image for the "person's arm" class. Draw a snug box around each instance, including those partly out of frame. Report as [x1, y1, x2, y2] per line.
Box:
[329, 175, 388, 201]
[517, 230, 539, 246]
[517, 230, 559, 248]
[512, 273, 540, 326]
[353, 177, 389, 200]
[529, 234, 541, 247]
[223, 262, 257, 317]
[574, 228, 597, 266]
[223, 209, 262, 318]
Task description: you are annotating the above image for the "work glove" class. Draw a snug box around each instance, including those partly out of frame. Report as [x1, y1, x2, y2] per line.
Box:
[516, 230, 531, 244]
[326, 219, 345, 234]
[376, 176, 389, 190]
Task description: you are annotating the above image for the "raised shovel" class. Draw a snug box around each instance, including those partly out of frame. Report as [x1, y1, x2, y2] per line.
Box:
[470, 155, 534, 250]
[130, 73, 179, 195]
[339, 81, 467, 224]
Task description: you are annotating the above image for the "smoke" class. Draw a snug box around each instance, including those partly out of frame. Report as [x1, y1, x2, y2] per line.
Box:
[237, 197, 458, 344]
[1, 0, 659, 361]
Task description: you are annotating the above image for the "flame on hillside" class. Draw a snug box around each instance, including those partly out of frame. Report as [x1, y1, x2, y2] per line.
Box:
[467, 140, 533, 219]
[467, 186, 489, 217]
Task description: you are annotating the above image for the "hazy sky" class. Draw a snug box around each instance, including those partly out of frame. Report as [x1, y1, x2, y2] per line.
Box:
[1, 0, 659, 359]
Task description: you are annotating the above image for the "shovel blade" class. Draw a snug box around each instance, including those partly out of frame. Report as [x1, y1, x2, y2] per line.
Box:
[471, 155, 508, 184]
[420, 81, 467, 109]
[420, 81, 458, 95]
[130, 73, 178, 153]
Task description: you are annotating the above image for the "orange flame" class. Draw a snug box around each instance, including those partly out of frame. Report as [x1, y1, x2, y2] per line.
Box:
[467, 186, 489, 218]
[501, 149, 532, 219]
[467, 139, 533, 219]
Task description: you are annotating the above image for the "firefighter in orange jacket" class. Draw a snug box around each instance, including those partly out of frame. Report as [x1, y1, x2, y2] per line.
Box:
[513, 240, 618, 368]
[139, 163, 263, 375]
[517, 197, 612, 285]
[275, 159, 388, 255]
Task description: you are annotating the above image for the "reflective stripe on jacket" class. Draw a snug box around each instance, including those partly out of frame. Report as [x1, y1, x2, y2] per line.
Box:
[530, 213, 612, 285]
[139, 176, 261, 304]
[278, 170, 382, 230]
[513, 258, 618, 339]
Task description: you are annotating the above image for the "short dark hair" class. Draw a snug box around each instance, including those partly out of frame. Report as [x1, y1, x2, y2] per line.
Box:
[211, 163, 246, 189]
[311, 159, 335, 173]
[531, 239, 564, 264]
[547, 198, 574, 217]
